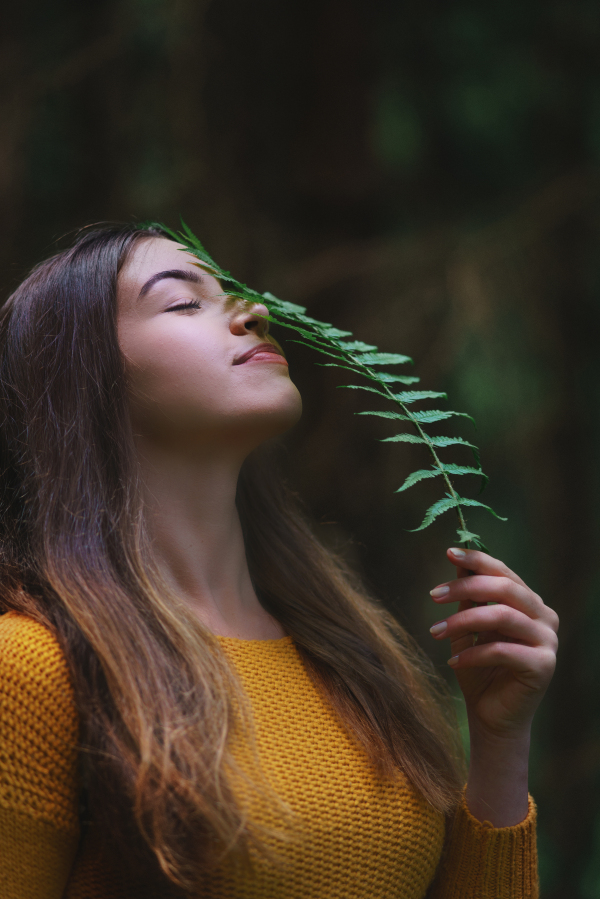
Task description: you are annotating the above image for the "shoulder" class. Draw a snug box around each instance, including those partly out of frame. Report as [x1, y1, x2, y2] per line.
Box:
[0, 610, 75, 707]
[0, 607, 67, 661]
[0, 611, 79, 831]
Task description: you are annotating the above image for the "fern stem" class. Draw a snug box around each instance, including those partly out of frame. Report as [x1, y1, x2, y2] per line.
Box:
[350, 361, 471, 548]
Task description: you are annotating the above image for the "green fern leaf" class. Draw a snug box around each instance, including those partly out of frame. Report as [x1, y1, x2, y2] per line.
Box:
[381, 433, 429, 444]
[456, 528, 488, 552]
[396, 468, 443, 492]
[352, 352, 413, 366]
[317, 363, 383, 379]
[338, 384, 388, 398]
[317, 364, 417, 386]
[426, 436, 478, 449]
[337, 340, 379, 352]
[410, 409, 476, 425]
[392, 390, 448, 403]
[357, 409, 475, 425]
[357, 411, 413, 421]
[288, 339, 352, 361]
[443, 463, 488, 487]
[374, 373, 421, 384]
[396, 464, 485, 493]
[180, 219, 207, 251]
[320, 326, 355, 339]
[411, 492, 506, 532]
[262, 292, 307, 315]
[469, 445, 485, 490]
[411, 496, 459, 531]
[454, 495, 508, 521]
[382, 435, 477, 449]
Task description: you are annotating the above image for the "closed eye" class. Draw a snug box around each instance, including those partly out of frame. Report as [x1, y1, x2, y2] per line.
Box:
[165, 300, 202, 313]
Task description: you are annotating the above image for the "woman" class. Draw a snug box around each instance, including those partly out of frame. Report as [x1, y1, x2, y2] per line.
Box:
[0, 225, 558, 898]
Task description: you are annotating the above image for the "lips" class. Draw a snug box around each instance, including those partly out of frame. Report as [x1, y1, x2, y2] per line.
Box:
[233, 342, 287, 365]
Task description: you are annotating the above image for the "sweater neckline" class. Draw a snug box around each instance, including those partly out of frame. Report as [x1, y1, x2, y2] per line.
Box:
[216, 634, 293, 645]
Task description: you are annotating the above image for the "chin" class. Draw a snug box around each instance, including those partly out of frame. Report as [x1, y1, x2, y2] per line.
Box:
[256, 387, 303, 438]
[132, 382, 302, 454]
[236, 384, 303, 449]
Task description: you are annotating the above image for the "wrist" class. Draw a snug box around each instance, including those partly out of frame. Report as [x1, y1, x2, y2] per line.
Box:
[468, 717, 531, 760]
[465, 718, 530, 828]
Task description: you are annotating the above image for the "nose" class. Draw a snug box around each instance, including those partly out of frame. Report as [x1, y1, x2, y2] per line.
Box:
[230, 302, 270, 339]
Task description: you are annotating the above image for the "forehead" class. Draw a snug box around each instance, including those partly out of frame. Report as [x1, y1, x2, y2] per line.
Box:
[118, 237, 217, 306]
[121, 237, 198, 285]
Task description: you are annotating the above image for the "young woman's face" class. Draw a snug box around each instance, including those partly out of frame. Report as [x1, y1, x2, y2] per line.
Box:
[117, 238, 302, 454]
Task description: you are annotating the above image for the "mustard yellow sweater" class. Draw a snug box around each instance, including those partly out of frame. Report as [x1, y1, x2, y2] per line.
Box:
[0, 612, 538, 898]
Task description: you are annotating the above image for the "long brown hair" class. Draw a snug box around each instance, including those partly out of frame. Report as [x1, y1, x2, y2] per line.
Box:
[0, 225, 463, 892]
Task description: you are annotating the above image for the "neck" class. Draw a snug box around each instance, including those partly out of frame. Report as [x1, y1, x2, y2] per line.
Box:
[136, 439, 284, 639]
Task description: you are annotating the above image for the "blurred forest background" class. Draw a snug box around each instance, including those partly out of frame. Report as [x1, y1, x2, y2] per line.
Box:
[2, 0, 600, 895]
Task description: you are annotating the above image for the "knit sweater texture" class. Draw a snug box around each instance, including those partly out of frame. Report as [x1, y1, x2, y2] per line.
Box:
[0, 612, 538, 898]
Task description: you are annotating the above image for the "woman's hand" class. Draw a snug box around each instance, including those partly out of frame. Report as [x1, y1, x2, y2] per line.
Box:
[429, 547, 558, 826]
[429, 547, 558, 737]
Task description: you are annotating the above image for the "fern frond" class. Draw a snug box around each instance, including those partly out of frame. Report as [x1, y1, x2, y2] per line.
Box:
[144, 219, 507, 551]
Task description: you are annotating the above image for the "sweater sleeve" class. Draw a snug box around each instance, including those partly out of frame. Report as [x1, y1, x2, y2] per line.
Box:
[0, 612, 80, 899]
[428, 792, 538, 899]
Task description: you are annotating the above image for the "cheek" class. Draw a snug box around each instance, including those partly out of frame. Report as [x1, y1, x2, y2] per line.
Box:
[121, 327, 228, 426]
[119, 319, 303, 441]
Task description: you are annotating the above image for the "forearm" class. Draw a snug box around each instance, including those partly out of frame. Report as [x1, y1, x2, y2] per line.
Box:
[465, 720, 530, 827]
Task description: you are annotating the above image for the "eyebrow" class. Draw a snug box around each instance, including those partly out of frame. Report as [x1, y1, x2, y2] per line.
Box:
[138, 269, 203, 299]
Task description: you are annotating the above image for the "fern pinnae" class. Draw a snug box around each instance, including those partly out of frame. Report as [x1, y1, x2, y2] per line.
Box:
[392, 390, 448, 404]
[356, 370, 477, 545]
[145, 219, 506, 551]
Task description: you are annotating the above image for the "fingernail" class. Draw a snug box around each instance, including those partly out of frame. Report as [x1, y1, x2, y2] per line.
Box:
[449, 548, 467, 558]
[429, 621, 448, 636]
[430, 585, 450, 599]
[447, 655, 460, 667]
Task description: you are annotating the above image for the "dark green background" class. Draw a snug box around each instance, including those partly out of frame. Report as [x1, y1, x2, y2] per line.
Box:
[2, 1, 600, 895]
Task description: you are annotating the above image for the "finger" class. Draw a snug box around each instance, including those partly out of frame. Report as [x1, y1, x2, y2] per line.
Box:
[430, 604, 558, 649]
[430, 574, 547, 621]
[446, 547, 527, 588]
[447, 641, 557, 682]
